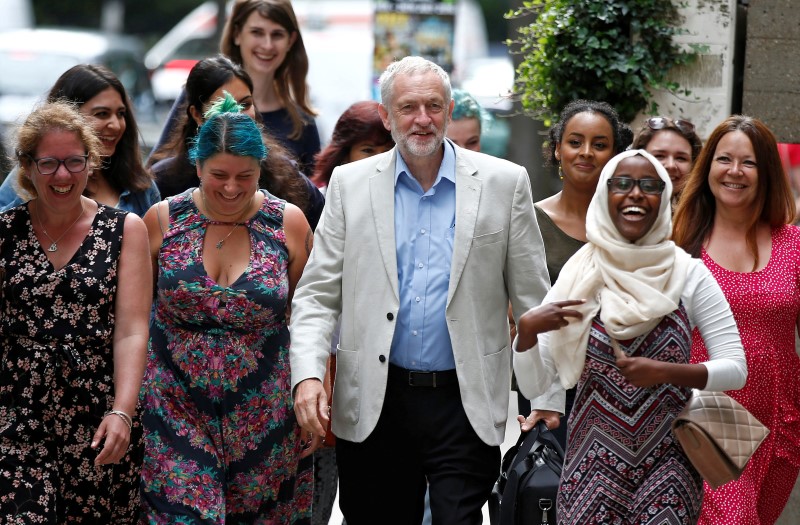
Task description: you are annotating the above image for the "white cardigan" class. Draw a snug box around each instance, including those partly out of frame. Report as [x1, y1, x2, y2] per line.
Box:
[514, 258, 748, 414]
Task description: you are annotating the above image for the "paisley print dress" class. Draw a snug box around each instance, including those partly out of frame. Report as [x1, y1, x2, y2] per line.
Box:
[0, 204, 142, 523]
[558, 306, 703, 525]
[140, 190, 312, 524]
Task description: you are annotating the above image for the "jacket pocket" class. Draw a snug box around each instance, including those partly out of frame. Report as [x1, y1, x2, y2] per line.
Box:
[472, 229, 504, 248]
[482, 345, 511, 428]
[332, 346, 360, 424]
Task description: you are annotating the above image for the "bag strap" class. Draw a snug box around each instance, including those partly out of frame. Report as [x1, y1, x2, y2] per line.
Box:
[499, 421, 561, 525]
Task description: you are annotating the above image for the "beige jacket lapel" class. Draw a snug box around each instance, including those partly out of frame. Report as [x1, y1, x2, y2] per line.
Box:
[447, 150, 481, 306]
[369, 150, 399, 301]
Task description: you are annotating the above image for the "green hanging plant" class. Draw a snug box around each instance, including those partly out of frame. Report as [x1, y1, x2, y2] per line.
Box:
[506, 0, 704, 125]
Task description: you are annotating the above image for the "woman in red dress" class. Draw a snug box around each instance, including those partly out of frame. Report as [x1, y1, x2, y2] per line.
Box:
[674, 115, 800, 524]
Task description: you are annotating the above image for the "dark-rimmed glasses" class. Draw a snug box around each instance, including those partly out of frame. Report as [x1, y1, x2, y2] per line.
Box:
[26, 155, 88, 175]
[646, 117, 696, 136]
[607, 177, 666, 195]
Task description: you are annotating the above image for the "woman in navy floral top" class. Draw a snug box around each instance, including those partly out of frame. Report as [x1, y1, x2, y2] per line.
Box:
[139, 93, 313, 523]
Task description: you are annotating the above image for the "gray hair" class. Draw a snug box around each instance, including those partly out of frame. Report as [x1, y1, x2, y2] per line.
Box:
[379, 56, 451, 107]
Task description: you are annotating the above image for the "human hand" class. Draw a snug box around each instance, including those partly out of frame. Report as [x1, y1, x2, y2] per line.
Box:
[612, 341, 663, 387]
[293, 378, 329, 438]
[516, 409, 561, 432]
[516, 299, 585, 351]
[92, 415, 131, 465]
[299, 430, 323, 458]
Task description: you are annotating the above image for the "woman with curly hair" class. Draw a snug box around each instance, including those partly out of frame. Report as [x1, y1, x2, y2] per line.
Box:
[0, 101, 151, 523]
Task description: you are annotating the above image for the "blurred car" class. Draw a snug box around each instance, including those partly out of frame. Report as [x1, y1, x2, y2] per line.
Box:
[144, 0, 489, 143]
[0, 27, 155, 160]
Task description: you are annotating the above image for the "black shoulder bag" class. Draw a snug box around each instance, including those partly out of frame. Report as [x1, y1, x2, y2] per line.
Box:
[489, 421, 565, 525]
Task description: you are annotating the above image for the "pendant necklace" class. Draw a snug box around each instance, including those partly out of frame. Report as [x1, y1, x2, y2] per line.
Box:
[215, 223, 240, 250]
[35, 201, 85, 253]
[199, 188, 252, 250]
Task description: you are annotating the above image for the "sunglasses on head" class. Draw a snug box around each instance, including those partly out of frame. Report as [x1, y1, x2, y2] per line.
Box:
[646, 116, 696, 136]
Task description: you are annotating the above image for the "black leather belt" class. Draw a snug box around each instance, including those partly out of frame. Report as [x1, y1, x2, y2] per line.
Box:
[388, 364, 458, 387]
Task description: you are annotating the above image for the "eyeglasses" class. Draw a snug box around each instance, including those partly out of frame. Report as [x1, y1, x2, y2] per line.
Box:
[607, 177, 666, 195]
[26, 155, 89, 175]
[646, 116, 696, 136]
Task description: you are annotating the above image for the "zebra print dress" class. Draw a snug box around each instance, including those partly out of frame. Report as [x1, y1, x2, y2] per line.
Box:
[557, 305, 703, 525]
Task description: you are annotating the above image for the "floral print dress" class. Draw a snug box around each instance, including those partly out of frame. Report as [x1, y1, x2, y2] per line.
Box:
[0, 204, 142, 523]
[140, 190, 312, 524]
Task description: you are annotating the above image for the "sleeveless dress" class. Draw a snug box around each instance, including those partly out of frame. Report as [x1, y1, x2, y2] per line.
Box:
[558, 306, 703, 525]
[0, 204, 142, 523]
[692, 224, 800, 525]
[140, 189, 312, 524]
[523, 205, 586, 448]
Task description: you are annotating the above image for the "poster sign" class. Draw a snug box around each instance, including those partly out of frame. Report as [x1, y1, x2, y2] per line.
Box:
[372, 0, 456, 98]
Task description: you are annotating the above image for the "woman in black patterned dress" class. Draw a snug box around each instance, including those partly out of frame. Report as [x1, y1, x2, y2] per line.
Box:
[0, 101, 152, 522]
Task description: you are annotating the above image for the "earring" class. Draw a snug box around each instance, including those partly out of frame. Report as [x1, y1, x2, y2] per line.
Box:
[558, 164, 563, 180]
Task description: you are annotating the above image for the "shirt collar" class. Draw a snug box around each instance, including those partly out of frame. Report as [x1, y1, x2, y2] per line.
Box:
[394, 139, 456, 189]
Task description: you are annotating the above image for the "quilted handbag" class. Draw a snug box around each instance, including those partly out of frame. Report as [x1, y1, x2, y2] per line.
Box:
[672, 389, 769, 489]
[489, 421, 564, 525]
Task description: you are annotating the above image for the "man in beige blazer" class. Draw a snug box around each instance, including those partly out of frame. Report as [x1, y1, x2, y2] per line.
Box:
[290, 57, 554, 524]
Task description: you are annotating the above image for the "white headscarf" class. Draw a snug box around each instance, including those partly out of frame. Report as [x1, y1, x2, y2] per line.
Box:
[545, 149, 692, 388]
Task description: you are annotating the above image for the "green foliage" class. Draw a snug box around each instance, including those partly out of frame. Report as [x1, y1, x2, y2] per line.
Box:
[506, 0, 700, 125]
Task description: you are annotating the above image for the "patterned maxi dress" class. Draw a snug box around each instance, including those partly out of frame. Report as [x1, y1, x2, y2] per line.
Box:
[140, 189, 312, 524]
[0, 204, 142, 523]
[558, 306, 703, 525]
[692, 224, 800, 525]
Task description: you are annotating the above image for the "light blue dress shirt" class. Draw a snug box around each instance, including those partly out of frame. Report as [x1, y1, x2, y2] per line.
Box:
[389, 142, 457, 371]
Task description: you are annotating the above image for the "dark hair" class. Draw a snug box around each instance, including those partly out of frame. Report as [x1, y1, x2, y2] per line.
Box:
[48, 64, 151, 193]
[149, 55, 253, 168]
[149, 55, 309, 210]
[543, 99, 630, 166]
[311, 101, 393, 187]
[632, 118, 703, 161]
[220, 0, 316, 140]
[673, 115, 795, 268]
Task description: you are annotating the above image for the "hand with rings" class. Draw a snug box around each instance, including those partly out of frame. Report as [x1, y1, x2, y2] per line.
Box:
[515, 299, 585, 351]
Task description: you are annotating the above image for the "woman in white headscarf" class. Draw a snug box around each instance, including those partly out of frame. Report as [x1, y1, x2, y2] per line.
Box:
[513, 149, 748, 525]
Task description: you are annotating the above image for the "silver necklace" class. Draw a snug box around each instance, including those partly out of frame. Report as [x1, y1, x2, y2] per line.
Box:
[35, 201, 85, 253]
[215, 223, 240, 250]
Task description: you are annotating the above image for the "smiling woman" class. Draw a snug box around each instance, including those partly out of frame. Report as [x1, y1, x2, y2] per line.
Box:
[673, 115, 800, 524]
[514, 149, 747, 525]
[514, 100, 631, 450]
[140, 92, 314, 523]
[606, 155, 666, 242]
[0, 100, 152, 523]
[0, 64, 160, 216]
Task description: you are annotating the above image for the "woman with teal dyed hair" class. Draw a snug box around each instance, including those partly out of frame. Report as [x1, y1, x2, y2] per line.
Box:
[139, 93, 314, 523]
[447, 88, 490, 152]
